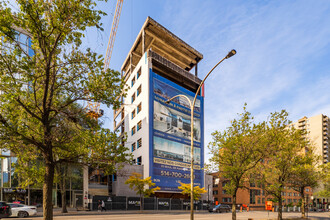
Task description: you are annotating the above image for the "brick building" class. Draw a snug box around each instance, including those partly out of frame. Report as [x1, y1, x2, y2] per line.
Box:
[211, 173, 313, 211]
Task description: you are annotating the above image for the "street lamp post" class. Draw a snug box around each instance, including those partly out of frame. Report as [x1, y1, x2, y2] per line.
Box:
[306, 195, 309, 217]
[207, 184, 210, 203]
[165, 49, 236, 220]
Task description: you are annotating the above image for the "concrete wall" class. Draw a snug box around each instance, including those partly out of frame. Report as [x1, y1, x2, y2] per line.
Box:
[112, 164, 143, 197]
[201, 174, 213, 201]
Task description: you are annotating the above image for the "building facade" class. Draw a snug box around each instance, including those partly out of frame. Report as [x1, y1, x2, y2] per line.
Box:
[113, 17, 205, 197]
[292, 114, 330, 210]
[211, 174, 313, 211]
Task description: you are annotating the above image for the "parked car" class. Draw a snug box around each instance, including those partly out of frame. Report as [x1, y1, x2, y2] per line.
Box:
[0, 201, 11, 219]
[208, 204, 231, 213]
[8, 203, 37, 218]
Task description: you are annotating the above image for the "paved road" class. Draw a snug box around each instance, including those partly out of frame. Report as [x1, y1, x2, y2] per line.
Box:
[7, 211, 329, 220]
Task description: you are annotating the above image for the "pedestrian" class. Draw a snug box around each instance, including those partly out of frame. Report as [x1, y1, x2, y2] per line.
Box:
[97, 200, 101, 212]
[101, 200, 106, 211]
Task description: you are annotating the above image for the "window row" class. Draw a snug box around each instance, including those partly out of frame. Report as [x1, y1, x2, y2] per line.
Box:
[281, 192, 301, 197]
[131, 138, 142, 152]
[131, 120, 142, 136]
[131, 68, 142, 87]
[222, 197, 232, 203]
[131, 85, 142, 104]
[131, 103, 142, 119]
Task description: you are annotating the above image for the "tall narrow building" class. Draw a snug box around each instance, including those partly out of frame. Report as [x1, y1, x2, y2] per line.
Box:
[113, 17, 204, 196]
[292, 114, 330, 210]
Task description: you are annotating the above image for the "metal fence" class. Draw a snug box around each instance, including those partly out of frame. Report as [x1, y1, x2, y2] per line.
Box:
[90, 195, 209, 211]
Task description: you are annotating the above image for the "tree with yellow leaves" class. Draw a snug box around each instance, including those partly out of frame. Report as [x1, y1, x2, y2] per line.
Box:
[125, 172, 160, 210]
[178, 181, 206, 201]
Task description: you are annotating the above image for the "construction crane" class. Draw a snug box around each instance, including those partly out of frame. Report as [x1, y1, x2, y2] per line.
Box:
[104, 0, 124, 71]
[85, 0, 123, 119]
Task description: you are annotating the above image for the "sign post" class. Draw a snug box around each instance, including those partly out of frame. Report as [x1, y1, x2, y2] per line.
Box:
[265, 201, 273, 220]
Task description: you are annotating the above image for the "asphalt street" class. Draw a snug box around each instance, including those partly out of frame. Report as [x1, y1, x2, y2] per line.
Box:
[5, 211, 329, 220]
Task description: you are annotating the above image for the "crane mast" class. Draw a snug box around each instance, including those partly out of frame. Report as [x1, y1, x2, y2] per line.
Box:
[104, 0, 123, 71]
[86, 0, 123, 119]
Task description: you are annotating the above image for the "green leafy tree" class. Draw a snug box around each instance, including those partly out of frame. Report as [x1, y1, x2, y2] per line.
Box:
[0, 1, 128, 219]
[125, 172, 160, 211]
[290, 149, 320, 218]
[316, 162, 330, 198]
[256, 110, 308, 220]
[178, 182, 206, 201]
[209, 105, 267, 220]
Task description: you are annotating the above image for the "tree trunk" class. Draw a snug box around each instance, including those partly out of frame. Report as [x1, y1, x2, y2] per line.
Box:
[278, 195, 283, 220]
[232, 193, 237, 220]
[61, 190, 67, 213]
[140, 194, 142, 211]
[43, 162, 55, 220]
[300, 188, 305, 218]
[60, 177, 68, 213]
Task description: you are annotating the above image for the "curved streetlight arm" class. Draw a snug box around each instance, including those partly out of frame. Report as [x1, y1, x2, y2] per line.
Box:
[192, 49, 236, 108]
[165, 94, 192, 107]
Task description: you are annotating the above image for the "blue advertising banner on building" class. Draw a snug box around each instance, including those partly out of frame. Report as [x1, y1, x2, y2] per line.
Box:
[149, 70, 204, 191]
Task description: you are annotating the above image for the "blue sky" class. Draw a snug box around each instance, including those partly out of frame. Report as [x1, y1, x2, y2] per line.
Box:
[85, 0, 330, 162]
[8, 0, 330, 162]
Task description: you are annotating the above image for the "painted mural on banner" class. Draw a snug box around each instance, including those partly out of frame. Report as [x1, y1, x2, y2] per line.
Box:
[149, 70, 204, 191]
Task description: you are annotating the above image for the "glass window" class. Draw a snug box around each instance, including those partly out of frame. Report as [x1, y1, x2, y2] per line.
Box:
[137, 121, 142, 131]
[137, 85, 141, 96]
[137, 103, 142, 113]
[131, 93, 135, 104]
[137, 68, 141, 79]
[131, 77, 135, 87]
[131, 126, 136, 136]
[3, 171, 9, 187]
[131, 143, 136, 152]
[11, 157, 18, 187]
[131, 110, 135, 119]
[3, 158, 10, 172]
[137, 156, 142, 165]
[137, 138, 142, 149]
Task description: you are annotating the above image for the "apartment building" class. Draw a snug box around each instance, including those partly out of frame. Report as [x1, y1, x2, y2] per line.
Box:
[292, 114, 329, 165]
[292, 114, 330, 210]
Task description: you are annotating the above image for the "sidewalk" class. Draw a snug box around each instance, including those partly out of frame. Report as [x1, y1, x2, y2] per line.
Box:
[37, 208, 201, 217]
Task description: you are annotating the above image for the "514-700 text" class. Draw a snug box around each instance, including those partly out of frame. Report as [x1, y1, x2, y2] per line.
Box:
[160, 170, 195, 179]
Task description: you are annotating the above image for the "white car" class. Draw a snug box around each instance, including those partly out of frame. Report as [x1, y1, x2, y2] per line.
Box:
[8, 203, 37, 218]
